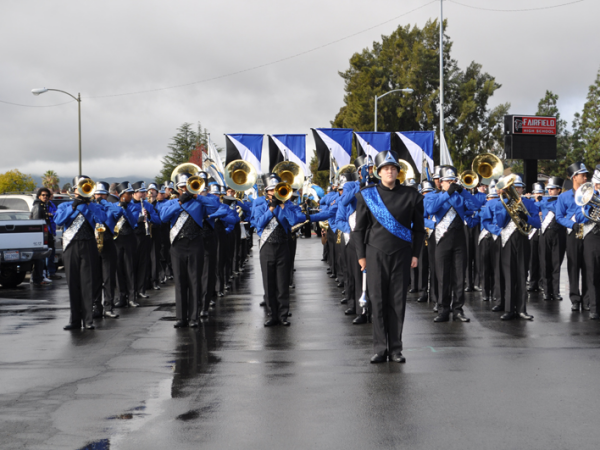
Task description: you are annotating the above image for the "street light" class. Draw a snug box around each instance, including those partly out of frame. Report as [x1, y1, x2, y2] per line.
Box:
[374, 88, 414, 132]
[32, 87, 83, 176]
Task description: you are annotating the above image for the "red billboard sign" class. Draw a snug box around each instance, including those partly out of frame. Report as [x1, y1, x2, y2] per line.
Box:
[512, 116, 556, 135]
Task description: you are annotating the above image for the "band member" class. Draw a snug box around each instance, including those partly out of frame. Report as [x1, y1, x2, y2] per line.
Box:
[55, 176, 106, 330]
[353, 151, 425, 363]
[146, 183, 163, 290]
[107, 183, 120, 203]
[576, 168, 600, 319]
[557, 162, 590, 311]
[130, 182, 160, 300]
[92, 181, 122, 318]
[255, 174, 305, 327]
[477, 185, 500, 302]
[113, 182, 139, 308]
[482, 175, 541, 320]
[527, 183, 545, 293]
[465, 183, 487, 292]
[425, 166, 481, 323]
[420, 181, 436, 305]
[538, 177, 566, 301]
[209, 183, 228, 297]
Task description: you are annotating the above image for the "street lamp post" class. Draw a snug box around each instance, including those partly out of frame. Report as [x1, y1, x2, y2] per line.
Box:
[31, 88, 82, 177]
[374, 88, 414, 132]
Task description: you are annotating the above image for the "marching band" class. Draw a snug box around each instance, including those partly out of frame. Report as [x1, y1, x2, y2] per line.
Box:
[56, 155, 600, 364]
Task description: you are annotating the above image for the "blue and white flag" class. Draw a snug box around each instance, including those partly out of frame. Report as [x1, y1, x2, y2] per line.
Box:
[395, 131, 435, 175]
[225, 134, 264, 174]
[269, 134, 309, 175]
[355, 132, 391, 161]
[311, 128, 352, 171]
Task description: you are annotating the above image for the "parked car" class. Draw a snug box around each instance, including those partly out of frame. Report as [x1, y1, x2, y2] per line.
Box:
[0, 193, 70, 266]
[0, 209, 51, 287]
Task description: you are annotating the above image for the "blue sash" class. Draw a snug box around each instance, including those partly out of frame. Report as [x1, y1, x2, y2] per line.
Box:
[362, 187, 412, 243]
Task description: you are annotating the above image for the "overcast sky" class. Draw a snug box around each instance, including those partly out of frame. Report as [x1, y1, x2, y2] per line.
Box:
[1, 0, 597, 182]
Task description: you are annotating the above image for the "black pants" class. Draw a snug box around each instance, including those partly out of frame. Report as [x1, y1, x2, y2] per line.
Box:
[414, 241, 428, 291]
[201, 231, 218, 312]
[159, 224, 173, 279]
[493, 237, 505, 305]
[134, 233, 151, 295]
[426, 233, 438, 305]
[150, 230, 162, 286]
[478, 234, 497, 299]
[539, 227, 566, 297]
[583, 231, 600, 314]
[215, 223, 227, 293]
[465, 225, 478, 289]
[114, 234, 136, 302]
[366, 244, 410, 355]
[345, 236, 361, 312]
[233, 222, 241, 272]
[501, 232, 528, 314]
[435, 226, 467, 314]
[336, 234, 346, 287]
[260, 241, 290, 321]
[529, 233, 541, 290]
[64, 239, 98, 327]
[566, 232, 588, 307]
[171, 237, 204, 322]
[288, 235, 297, 285]
[93, 233, 118, 311]
[327, 228, 337, 276]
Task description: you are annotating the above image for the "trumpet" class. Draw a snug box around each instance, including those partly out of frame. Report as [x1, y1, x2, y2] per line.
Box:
[77, 177, 96, 198]
[274, 182, 293, 203]
[459, 170, 479, 189]
[496, 174, 532, 235]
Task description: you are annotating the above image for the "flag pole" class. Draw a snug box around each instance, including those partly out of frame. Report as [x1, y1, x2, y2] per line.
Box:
[439, 0, 444, 166]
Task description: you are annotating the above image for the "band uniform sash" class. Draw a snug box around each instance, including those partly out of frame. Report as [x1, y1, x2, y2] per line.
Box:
[361, 187, 412, 243]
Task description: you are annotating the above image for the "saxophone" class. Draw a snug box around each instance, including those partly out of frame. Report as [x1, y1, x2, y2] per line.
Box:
[95, 223, 106, 253]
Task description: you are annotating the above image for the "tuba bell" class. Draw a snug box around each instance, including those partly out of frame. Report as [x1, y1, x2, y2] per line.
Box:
[224, 159, 258, 192]
[472, 153, 503, 185]
[77, 177, 96, 198]
[496, 174, 532, 235]
[575, 182, 600, 223]
[171, 162, 202, 183]
[273, 161, 305, 190]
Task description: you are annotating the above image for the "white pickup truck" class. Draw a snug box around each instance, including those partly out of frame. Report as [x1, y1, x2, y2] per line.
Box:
[0, 210, 51, 288]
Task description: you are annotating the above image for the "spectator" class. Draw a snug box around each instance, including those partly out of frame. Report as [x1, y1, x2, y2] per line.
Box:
[30, 188, 53, 286]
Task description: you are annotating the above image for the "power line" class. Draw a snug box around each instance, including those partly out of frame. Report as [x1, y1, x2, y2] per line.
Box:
[446, 0, 584, 12]
[85, 1, 438, 99]
[0, 99, 75, 108]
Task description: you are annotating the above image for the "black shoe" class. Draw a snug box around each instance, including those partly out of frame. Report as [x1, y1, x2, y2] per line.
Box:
[519, 312, 534, 321]
[63, 323, 80, 330]
[589, 313, 600, 320]
[326, 269, 332, 273]
[160, 278, 167, 285]
[340, 298, 348, 304]
[389, 352, 406, 363]
[341, 290, 346, 295]
[417, 294, 428, 303]
[209, 300, 216, 307]
[104, 310, 119, 318]
[153, 284, 161, 290]
[434, 313, 450, 322]
[200, 310, 209, 318]
[259, 301, 266, 307]
[353, 314, 368, 324]
[527, 287, 539, 293]
[264, 318, 279, 327]
[543, 293, 552, 301]
[464, 286, 473, 292]
[168, 276, 174, 280]
[321, 258, 327, 262]
[481, 296, 490, 302]
[92, 308, 103, 319]
[454, 313, 470, 322]
[137, 293, 149, 299]
[473, 286, 482, 292]
[225, 284, 232, 290]
[129, 300, 139, 308]
[555, 294, 563, 301]
[501, 312, 517, 321]
[572, 302, 581, 312]
[279, 320, 291, 326]
[433, 304, 439, 313]
[370, 353, 388, 364]
[408, 288, 418, 294]
[114, 302, 126, 308]
[174, 321, 188, 328]
[189, 321, 199, 328]
[345, 308, 356, 316]
[492, 305, 504, 312]
[329, 274, 336, 278]
[84, 324, 95, 330]
[583, 304, 591, 311]
[289, 284, 295, 289]
[217, 291, 224, 297]
[335, 278, 339, 282]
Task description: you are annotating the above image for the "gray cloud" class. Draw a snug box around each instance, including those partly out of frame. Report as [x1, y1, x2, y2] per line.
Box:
[1, 0, 597, 182]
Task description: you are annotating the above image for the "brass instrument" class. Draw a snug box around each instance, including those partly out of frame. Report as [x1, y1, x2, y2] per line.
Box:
[336, 229, 342, 244]
[186, 175, 205, 195]
[472, 153, 503, 184]
[77, 177, 96, 198]
[274, 182, 293, 203]
[224, 160, 258, 191]
[273, 161, 305, 190]
[95, 223, 106, 252]
[374, 159, 415, 184]
[291, 219, 310, 233]
[575, 182, 600, 224]
[141, 201, 151, 237]
[337, 164, 357, 182]
[319, 220, 329, 231]
[496, 174, 532, 235]
[460, 169, 479, 189]
[171, 162, 202, 184]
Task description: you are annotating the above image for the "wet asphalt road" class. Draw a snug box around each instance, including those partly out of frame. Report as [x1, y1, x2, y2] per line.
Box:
[1, 236, 599, 450]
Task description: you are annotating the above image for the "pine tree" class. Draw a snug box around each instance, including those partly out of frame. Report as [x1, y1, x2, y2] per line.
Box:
[575, 69, 600, 170]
